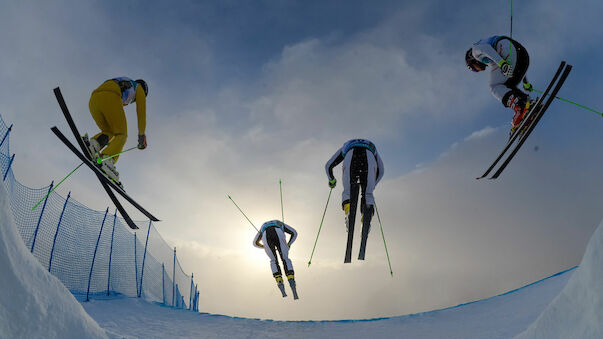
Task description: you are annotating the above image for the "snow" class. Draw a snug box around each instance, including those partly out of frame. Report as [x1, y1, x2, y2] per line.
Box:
[0, 181, 108, 338]
[81, 268, 572, 339]
[517, 218, 603, 339]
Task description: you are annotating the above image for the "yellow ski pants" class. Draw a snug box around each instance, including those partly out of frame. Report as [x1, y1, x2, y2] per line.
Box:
[88, 90, 127, 162]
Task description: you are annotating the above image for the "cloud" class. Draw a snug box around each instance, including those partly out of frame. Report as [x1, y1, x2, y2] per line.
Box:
[464, 126, 497, 141]
[246, 27, 483, 143]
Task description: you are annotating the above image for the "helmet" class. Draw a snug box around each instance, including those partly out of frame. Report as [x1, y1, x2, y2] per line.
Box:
[465, 49, 487, 72]
[135, 79, 148, 96]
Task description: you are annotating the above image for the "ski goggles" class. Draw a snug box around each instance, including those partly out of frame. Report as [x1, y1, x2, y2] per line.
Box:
[467, 62, 485, 72]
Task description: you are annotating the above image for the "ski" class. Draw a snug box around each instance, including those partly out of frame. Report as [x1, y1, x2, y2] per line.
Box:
[358, 217, 370, 260]
[490, 63, 572, 179]
[277, 282, 287, 297]
[344, 214, 354, 263]
[476, 61, 567, 180]
[288, 279, 299, 300]
[52, 126, 159, 223]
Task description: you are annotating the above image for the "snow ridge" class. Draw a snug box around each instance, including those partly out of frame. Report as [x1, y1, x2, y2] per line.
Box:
[0, 177, 108, 338]
[517, 219, 603, 338]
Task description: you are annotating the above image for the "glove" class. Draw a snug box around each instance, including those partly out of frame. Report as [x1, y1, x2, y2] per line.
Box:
[498, 59, 513, 77]
[523, 82, 533, 92]
[137, 134, 147, 149]
[328, 178, 337, 188]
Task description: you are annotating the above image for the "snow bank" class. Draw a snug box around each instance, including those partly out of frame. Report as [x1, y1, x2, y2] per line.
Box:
[82, 269, 572, 339]
[517, 218, 603, 338]
[0, 182, 108, 338]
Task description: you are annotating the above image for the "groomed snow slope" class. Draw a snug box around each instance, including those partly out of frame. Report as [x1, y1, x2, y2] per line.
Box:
[517, 218, 603, 338]
[0, 181, 107, 339]
[82, 267, 573, 339]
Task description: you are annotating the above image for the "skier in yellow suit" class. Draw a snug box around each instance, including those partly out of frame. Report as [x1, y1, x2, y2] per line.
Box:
[85, 77, 148, 187]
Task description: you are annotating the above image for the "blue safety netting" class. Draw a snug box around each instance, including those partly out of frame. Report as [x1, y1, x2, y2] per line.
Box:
[0, 114, 198, 311]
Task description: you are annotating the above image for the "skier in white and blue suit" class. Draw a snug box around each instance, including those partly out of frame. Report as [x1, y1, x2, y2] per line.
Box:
[253, 220, 298, 298]
[465, 35, 535, 135]
[325, 139, 384, 262]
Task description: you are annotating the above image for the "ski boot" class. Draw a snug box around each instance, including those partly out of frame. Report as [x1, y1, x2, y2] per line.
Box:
[287, 273, 299, 300]
[360, 204, 374, 223]
[509, 98, 540, 138]
[99, 157, 124, 190]
[82, 133, 101, 159]
[509, 96, 533, 138]
[517, 98, 540, 137]
[343, 202, 350, 232]
[275, 274, 287, 297]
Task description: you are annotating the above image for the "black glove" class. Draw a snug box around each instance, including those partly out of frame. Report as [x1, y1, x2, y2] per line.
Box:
[138, 134, 147, 149]
[497, 58, 513, 76]
[328, 178, 337, 188]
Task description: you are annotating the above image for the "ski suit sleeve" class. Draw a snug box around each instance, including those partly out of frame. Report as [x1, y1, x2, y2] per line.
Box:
[135, 85, 147, 136]
[375, 152, 384, 185]
[325, 147, 344, 181]
[283, 224, 298, 246]
[253, 231, 264, 249]
[472, 41, 505, 68]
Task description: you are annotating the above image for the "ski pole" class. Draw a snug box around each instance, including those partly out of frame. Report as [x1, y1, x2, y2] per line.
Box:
[308, 187, 332, 267]
[375, 203, 393, 277]
[279, 179, 284, 222]
[227, 195, 259, 232]
[96, 147, 138, 164]
[33, 162, 84, 210]
[509, 0, 513, 64]
[533, 89, 603, 117]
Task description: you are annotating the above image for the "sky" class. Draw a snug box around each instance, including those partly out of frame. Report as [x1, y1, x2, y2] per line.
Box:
[1, 0, 603, 320]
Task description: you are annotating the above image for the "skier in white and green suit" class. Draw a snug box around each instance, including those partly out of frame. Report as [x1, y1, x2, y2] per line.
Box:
[325, 139, 384, 262]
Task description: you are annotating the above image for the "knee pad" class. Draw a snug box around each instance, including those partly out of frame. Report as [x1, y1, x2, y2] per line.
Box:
[502, 89, 527, 108]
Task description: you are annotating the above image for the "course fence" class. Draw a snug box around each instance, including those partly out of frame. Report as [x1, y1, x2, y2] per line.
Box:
[0, 114, 199, 312]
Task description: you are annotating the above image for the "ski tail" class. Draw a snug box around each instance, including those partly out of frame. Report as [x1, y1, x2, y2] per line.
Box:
[344, 214, 354, 263]
[288, 278, 299, 300]
[358, 217, 370, 260]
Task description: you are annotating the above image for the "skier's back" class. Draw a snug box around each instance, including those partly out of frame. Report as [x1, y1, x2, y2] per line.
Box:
[253, 220, 299, 299]
[325, 138, 384, 263]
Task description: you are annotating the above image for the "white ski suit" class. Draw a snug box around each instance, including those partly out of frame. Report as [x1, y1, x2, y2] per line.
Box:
[253, 220, 297, 277]
[470, 35, 531, 106]
[325, 139, 384, 209]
